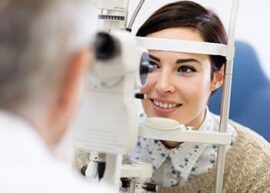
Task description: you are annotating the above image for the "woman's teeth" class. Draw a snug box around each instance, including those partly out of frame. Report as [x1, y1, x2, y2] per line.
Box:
[152, 99, 179, 109]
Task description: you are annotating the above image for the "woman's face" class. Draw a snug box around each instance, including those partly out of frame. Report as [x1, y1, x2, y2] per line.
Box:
[141, 27, 223, 128]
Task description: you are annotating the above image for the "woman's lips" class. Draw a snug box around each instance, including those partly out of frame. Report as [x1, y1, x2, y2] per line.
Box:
[150, 98, 182, 114]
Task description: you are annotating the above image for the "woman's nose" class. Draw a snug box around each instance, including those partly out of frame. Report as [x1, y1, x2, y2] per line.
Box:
[155, 70, 176, 94]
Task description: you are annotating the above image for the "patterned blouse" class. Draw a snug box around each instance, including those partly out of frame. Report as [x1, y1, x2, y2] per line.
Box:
[128, 108, 237, 187]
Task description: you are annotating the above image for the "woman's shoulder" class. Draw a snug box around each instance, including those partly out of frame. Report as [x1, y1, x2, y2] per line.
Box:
[221, 121, 270, 192]
[229, 120, 270, 155]
[209, 112, 269, 155]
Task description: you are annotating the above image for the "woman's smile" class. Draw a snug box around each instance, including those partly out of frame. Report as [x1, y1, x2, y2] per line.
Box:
[150, 98, 182, 115]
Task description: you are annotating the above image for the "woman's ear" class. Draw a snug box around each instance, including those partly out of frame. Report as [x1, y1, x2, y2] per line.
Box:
[211, 65, 224, 92]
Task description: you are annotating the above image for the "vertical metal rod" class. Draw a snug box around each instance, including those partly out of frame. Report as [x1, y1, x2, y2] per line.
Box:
[215, 0, 240, 193]
[103, 154, 123, 189]
[124, 0, 130, 28]
[127, 0, 145, 30]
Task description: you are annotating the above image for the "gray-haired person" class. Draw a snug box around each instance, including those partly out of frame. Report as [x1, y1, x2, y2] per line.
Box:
[0, 0, 114, 192]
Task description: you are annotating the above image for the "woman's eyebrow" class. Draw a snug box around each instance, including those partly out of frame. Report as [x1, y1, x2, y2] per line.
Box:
[176, 58, 201, 65]
[149, 54, 160, 62]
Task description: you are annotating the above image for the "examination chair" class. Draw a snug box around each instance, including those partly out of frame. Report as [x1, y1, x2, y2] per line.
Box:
[209, 41, 270, 142]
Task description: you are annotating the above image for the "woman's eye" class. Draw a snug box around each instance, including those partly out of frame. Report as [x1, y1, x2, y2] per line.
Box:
[177, 65, 196, 73]
[149, 61, 160, 69]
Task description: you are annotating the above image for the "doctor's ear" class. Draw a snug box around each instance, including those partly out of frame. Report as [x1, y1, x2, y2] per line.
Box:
[211, 65, 225, 92]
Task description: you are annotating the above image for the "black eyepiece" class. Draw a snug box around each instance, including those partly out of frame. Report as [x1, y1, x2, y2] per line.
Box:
[95, 32, 120, 61]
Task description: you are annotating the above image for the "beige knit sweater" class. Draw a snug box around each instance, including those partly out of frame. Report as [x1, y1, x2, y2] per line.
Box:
[158, 122, 270, 193]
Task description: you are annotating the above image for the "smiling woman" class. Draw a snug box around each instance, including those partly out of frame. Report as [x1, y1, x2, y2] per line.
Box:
[129, 1, 270, 193]
[138, 0, 226, 149]
[142, 28, 220, 131]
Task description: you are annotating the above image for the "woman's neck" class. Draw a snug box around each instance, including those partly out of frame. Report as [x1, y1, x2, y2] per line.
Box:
[161, 140, 183, 149]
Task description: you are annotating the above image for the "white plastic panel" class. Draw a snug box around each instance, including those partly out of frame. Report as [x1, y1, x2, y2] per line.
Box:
[136, 37, 228, 56]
